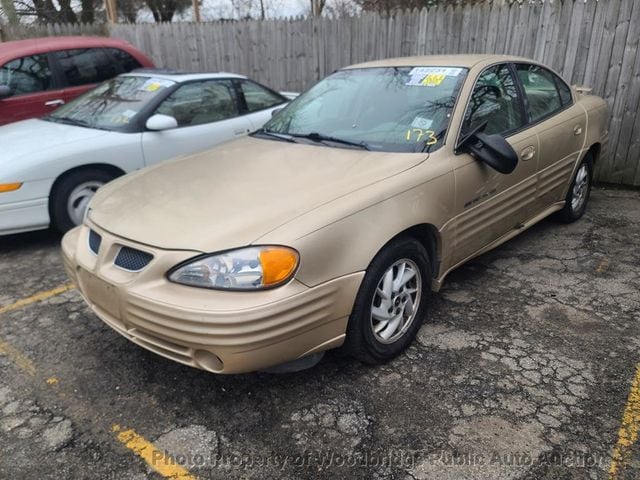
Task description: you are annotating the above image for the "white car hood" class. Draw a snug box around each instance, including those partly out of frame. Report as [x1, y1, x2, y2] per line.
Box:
[1, 119, 110, 165]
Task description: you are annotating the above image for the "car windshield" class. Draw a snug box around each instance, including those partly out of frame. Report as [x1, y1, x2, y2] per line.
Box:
[262, 66, 468, 153]
[46, 75, 176, 131]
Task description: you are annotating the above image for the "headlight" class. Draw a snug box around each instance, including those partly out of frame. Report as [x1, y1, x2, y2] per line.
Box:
[168, 246, 299, 290]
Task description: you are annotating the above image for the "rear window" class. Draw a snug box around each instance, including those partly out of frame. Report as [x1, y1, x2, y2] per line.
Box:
[0, 54, 52, 95]
[106, 48, 143, 73]
[54, 48, 122, 87]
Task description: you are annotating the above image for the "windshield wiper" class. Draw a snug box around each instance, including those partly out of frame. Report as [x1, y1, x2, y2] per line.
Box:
[290, 132, 370, 151]
[251, 128, 297, 143]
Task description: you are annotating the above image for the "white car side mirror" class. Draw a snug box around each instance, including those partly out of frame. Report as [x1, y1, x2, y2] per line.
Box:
[146, 114, 178, 131]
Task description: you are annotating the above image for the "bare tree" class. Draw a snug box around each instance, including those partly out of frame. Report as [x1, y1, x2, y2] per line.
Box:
[145, 0, 192, 22]
[310, 0, 326, 16]
[11, 0, 97, 23]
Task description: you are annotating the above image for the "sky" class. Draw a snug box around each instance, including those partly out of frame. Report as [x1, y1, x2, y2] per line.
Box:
[0, 0, 359, 24]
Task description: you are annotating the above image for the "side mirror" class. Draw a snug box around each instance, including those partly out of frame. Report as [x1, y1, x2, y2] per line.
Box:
[271, 107, 284, 118]
[146, 114, 178, 131]
[462, 132, 518, 174]
[0, 85, 12, 99]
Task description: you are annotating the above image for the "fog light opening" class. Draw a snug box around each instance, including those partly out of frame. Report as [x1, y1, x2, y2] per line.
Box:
[194, 349, 224, 372]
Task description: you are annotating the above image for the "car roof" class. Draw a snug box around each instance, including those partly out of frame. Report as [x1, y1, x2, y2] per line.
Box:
[0, 36, 136, 64]
[345, 54, 531, 70]
[123, 68, 248, 82]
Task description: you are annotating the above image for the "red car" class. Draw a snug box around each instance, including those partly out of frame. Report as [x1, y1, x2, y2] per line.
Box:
[0, 36, 154, 125]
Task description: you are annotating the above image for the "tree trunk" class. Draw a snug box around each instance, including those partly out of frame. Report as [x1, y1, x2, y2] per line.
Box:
[80, 0, 95, 23]
[0, 0, 18, 24]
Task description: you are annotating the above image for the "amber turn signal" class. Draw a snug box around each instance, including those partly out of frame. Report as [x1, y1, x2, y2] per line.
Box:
[259, 247, 299, 286]
[0, 183, 22, 193]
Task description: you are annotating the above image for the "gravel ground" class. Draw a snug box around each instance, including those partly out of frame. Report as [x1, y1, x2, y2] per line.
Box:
[0, 186, 639, 480]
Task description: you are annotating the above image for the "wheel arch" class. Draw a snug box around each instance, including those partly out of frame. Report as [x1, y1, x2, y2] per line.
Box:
[378, 223, 442, 281]
[585, 143, 601, 166]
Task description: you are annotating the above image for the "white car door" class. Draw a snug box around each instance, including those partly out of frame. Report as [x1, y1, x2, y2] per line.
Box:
[141, 79, 253, 166]
[237, 79, 290, 131]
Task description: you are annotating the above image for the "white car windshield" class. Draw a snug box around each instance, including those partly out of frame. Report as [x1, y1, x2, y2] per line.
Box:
[262, 66, 468, 153]
[46, 75, 176, 131]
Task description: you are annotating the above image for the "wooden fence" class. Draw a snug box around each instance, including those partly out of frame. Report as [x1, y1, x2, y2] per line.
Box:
[2, 0, 640, 185]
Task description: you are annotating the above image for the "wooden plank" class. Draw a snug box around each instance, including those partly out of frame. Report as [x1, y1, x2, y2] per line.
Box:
[600, 0, 639, 183]
[572, 0, 598, 86]
[595, 0, 633, 181]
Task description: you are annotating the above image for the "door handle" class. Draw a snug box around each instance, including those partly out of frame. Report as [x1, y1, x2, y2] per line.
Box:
[44, 99, 65, 107]
[520, 146, 536, 161]
[233, 129, 246, 135]
[573, 125, 583, 136]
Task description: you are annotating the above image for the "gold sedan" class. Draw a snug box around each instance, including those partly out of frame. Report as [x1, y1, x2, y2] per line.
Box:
[62, 55, 608, 374]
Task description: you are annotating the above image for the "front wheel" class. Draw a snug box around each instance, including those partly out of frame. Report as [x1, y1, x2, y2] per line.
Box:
[344, 237, 431, 364]
[50, 169, 117, 233]
[554, 154, 593, 223]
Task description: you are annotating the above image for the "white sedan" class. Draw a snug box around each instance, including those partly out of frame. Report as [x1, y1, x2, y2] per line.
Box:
[0, 70, 293, 235]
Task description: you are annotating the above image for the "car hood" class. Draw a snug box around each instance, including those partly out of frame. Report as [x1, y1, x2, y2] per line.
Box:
[0, 119, 109, 164]
[89, 137, 428, 252]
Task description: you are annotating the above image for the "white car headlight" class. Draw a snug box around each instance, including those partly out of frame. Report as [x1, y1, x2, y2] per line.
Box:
[168, 246, 299, 290]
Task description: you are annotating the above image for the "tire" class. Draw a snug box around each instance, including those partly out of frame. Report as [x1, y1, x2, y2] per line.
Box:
[344, 237, 431, 365]
[554, 153, 593, 223]
[50, 169, 117, 233]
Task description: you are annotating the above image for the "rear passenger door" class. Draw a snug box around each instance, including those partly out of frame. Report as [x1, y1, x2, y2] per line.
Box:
[53, 48, 143, 103]
[141, 79, 253, 165]
[514, 63, 586, 209]
[0, 54, 66, 124]
[450, 63, 539, 265]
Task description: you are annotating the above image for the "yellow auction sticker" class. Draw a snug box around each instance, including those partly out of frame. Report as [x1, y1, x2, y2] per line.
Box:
[421, 73, 446, 87]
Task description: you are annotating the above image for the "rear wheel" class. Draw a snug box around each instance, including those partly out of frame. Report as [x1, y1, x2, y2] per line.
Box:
[50, 169, 117, 233]
[554, 154, 593, 223]
[344, 237, 431, 364]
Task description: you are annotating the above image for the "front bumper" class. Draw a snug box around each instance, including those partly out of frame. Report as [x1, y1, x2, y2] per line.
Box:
[62, 223, 364, 374]
[0, 197, 49, 236]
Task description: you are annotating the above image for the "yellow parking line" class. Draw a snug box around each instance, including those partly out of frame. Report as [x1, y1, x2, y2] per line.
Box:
[609, 364, 640, 479]
[112, 425, 196, 480]
[0, 283, 75, 315]
[0, 338, 36, 376]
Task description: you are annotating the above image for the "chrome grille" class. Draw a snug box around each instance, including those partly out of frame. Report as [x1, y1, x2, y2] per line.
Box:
[114, 247, 153, 272]
[88, 230, 101, 255]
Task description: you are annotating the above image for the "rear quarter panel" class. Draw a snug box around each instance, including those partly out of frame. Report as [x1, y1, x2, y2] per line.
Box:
[578, 93, 609, 166]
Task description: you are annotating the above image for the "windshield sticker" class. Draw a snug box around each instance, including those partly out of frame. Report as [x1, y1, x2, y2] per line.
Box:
[409, 67, 463, 77]
[140, 78, 174, 92]
[411, 117, 433, 129]
[406, 67, 463, 87]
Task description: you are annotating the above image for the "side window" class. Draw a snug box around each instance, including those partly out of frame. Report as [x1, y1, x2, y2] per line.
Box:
[54, 48, 121, 86]
[516, 64, 567, 122]
[462, 64, 524, 137]
[106, 48, 143, 73]
[155, 80, 239, 127]
[0, 55, 52, 95]
[239, 80, 285, 112]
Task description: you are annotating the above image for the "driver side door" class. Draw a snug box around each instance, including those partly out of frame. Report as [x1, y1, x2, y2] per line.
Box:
[449, 63, 539, 266]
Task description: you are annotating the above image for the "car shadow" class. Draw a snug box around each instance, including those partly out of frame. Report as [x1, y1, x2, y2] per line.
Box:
[0, 229, 62, 252]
